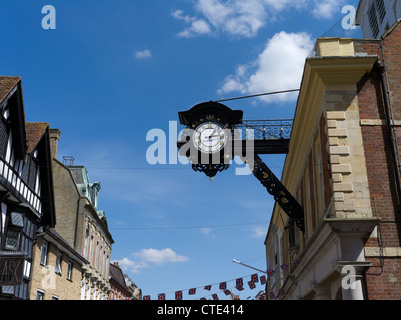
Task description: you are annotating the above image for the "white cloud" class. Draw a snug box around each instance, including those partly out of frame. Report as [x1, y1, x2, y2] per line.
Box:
[250, 225, 267, 238]
[174, 0, 267, 38]
[218, 31, 314, 103]
[178, 19, 212, 38]
[262, 0, 308, 11]
[173, 9, 211, 38]
[135, 49, 152, 59]
[118, 257, 149, 274]
[172, 9, 193, 23]
[173, 0, 340, 38]
[200, 227, 212, 235]
[197, 0, 267, 37]
[119, 248, 189, 273]
[312, 0, 344, 20]
[134, 248, 189, 265]
[200, 227, 217, 238]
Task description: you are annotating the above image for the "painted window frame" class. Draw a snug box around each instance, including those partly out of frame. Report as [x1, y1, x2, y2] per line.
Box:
[40, 240, 48, 266]
[67, 260, 73, 281]
[55, 250, 62, 275]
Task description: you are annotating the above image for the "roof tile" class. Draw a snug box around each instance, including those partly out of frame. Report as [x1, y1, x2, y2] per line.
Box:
[0, 76, 21, 104]
[25, 122, 49, 154]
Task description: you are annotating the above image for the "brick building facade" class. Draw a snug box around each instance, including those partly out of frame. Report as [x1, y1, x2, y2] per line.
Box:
[356, 22, 401, 300]
[29, 228, 88, 300]
[264, 21, 401, 300]
[109, 262, 133, 300]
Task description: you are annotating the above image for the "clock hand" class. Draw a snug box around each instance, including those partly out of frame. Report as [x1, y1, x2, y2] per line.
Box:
[206, 135, 219, 141]
[202, 136, 219, 144]
[206, 128, 218, 140]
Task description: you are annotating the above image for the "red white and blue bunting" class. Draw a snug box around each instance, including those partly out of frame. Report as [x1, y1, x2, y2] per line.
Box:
[141, 258, 300, 301]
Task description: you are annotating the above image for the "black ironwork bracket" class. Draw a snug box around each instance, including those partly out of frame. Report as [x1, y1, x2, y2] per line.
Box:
[192, 163, 230, 179]
[234, 120, 293, 140]
[176, 139, 304, 232]
[237, 139, 290, 155]
[248, 154, 305, 233]
[176, 101, 304, 233]
[233, 120, 292, 155]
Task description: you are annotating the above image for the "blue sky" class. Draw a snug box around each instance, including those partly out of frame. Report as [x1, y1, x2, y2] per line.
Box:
[1, 0, 361, 300]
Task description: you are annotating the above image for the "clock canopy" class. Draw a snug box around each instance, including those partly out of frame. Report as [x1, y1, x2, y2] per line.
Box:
[178, 101, 243, 128]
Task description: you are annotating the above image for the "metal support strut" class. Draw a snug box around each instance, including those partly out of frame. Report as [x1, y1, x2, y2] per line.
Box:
[249, 154, 305, 233]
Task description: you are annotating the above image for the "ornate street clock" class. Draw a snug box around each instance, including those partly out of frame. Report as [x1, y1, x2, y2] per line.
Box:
[193, 121, 228, 154]
[178, 101, 243, 180]
[177, 101, 305, 233]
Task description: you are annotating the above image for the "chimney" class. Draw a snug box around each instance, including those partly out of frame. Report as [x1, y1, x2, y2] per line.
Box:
[49, 128, 61, 159]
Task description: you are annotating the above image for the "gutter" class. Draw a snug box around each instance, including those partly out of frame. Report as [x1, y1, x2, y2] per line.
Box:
[42, 228, 89, 265]
[379, 40, 401, 207]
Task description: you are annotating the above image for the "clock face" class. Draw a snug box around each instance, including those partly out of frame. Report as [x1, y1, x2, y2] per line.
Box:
[193, 122, 228, 153]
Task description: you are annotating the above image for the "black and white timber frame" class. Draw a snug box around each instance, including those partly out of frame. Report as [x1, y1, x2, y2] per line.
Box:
[0, 77, 55, 299]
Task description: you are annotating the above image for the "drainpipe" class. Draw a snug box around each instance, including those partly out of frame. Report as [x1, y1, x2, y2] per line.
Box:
[379, 40, 401, 207]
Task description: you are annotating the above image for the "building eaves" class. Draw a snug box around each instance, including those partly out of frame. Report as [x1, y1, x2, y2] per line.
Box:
[109, 263, 132, 296]
[25, 122, 49, 154]
[0, 76, 20, 104]
[42, 228, 89, 265]
[0, 76, 26, 160]
[381, 20, 401, 39]
[52, 157, 82, 196]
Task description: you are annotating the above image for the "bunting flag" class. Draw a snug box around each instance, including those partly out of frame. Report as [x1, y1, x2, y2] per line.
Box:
[235, 278, 244, 292]
[141, 258, 299, 300]
[281, 264, 289, 271]
[175, 291, 183, 300]
[248, 281, 256, 290]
